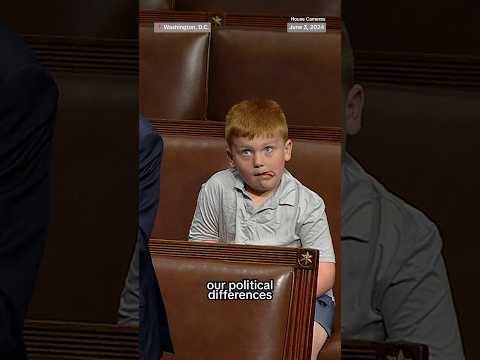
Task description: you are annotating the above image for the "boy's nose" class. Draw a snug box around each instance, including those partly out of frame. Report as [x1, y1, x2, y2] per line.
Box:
[253, 153, 264, 168]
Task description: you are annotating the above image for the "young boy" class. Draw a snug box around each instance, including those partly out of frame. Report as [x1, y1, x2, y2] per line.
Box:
[189, 99, 335, 359]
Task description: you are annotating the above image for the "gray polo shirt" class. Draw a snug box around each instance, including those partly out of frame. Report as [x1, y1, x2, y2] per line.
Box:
[342, 153, 464, 360]
[189, 168, 335, 264]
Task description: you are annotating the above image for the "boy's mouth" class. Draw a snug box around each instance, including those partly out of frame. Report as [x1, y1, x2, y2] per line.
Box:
[255, 171, 275, 177]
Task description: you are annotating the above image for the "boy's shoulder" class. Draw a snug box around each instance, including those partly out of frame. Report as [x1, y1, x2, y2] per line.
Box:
[201, 168, 238, 194]
[205, 168, 236, 186]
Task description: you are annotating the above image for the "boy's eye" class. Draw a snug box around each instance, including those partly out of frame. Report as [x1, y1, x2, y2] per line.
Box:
[265, 146, 274, 153]
[241, 149, 252, 156]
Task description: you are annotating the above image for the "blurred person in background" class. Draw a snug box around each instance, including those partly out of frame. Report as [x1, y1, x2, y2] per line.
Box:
[118, 116, 173, 359]
[341, 25, 465, 360]
[0, 23, 58, 360]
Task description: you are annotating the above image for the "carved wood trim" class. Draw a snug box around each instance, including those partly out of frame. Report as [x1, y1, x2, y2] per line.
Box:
[24, 320, 138, 359]
[150, 239, 317, 269]
[150, 239, 318, 360]
[355, 50, 480, 89]
[149, 118, 342, 142]
[24, 34, 480, 90]
[23, 35, 138, 75]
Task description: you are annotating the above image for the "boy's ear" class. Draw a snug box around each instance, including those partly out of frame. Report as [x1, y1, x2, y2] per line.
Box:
[284, 139, 293, 162]
[226, 147, 235, 167]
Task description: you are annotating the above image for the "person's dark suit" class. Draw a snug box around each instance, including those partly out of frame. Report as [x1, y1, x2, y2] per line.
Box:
[0, 24, 58, 359]
[121, 116, 173, 359]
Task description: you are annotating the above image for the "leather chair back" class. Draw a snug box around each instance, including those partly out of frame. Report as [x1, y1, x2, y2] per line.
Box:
[140, 24, 210, 119]
[139, 21, 341, 127]
[208, 28, 341, 127]
[151, 240, 319, 360]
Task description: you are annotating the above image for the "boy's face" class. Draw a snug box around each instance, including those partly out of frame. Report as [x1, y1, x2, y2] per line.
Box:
[228, 135, 292, 197]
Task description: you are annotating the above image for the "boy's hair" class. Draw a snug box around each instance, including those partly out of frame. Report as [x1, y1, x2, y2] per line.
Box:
[225, 99, 288, 145]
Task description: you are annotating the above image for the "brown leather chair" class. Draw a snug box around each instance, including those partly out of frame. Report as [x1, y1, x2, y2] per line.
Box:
[151, 133, 340, 359]
[139, 24, 209, 120]
[139, 18, 341, 127]
[152, 240, 319, 359]
[208, 28, 341, 127]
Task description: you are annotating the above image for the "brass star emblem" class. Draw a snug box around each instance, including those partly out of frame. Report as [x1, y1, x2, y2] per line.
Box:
[211, 15, 223, 26]
[299, 251, 313, 266]
[386, 349, 412, 360]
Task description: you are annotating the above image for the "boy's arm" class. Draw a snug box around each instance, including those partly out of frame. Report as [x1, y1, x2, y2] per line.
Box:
[189, 181, 221, 241]
[298, 195, 336, 297]
[317, 262, 335, 297]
